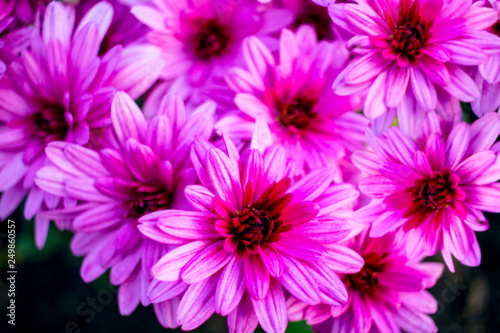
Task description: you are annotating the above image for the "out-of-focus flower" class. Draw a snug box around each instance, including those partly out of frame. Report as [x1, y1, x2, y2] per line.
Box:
[331, 0, 500, 121]
[130, 0, 293, 95]
[35, 91, 215, 324]
[352, 112, 500, 271]
[217, 28, 367, 176]
[140, 135, 363, 333]
[289, 228, 444, 333]
[0, 1, 164, 230]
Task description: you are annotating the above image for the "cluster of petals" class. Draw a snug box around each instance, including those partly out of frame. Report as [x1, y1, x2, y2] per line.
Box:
[35, 91, 215, 324]
[130, 0, 293, 96]
[139, 136, 363, 333]
[217, 27, 368, 176]
[331, 0, 500, 122]
[2, 0, 500, 332]
[0, 0, 163, 243]
[289, 228, 444, 333]
[353, 112, 500, 271]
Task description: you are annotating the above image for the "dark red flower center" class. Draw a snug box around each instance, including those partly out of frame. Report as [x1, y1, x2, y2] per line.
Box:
[219, 178, 294, 259]
[278, 96, 318, 130]
[390, 1, 432, 61]
[10, 106, 70, 143]
[125, 183, 173, 218]
[411, 168, 462, 210]
[193, 19, 231, 60]
[344, 253, 386, 294]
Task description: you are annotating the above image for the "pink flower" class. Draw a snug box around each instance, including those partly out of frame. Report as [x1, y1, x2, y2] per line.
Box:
[289, 228, 444, 333]
[352, 112, 500, 271]
[332, 0, 500, 120]
[130, 0, 293, 93]
[35, 91, 215, 324]
[0, 1, 163, 225]
[217, 28, 367, 176]
[140, 136, 363, 333]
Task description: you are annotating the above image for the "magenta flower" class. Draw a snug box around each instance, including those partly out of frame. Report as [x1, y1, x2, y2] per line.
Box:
[139, 136, 363, 333]
[332, 0, 500, 119]
[130, 0, 293, 92]
[0, 1, 163, 225]
[35, 91, 215, 324]
[352, 112, 500, 271]
[217, 28, 367, 176]
[289, 228, 444, 333]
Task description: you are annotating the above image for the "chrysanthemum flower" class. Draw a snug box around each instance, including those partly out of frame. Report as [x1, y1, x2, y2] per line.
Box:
[288, 228, 444, 333]
[0, 1, 163, 225]
[35, 91, 215, 324]
[130, 0, 293, 92]
[352, 112, 500, 271]
[217, 28, 367, 176]
[332, 0, 500, 119]
[140, 136, 363, 333]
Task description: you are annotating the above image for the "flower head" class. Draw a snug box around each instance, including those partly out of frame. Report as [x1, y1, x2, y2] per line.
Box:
[35, 91, 215, 324]
[218, 28, 367, 176]
[352, 112, 500, 271]
[140, 136, 363, 333]
[131, 0, 293, 92]
[0, 1, 163, 223]
[333, 0, 500, 120]
[289, 228, 444, 333]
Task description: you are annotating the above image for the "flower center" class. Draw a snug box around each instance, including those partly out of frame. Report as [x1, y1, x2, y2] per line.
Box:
[193, 19, 231, 60]
[390, 1, 431, 61]
[125, 183, 173, 218]
[412, 168, 463, 210]
[219, 178, 293, 259]
[344, 253, 386, 294]
[13, 106, 70, 143]
[278, 96, 318, 130]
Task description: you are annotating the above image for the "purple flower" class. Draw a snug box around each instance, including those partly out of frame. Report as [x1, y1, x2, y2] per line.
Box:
[289, 228, 444, 333]
[352, 112, 500, 271]
[140, 136, 363, 333]
[130, 0, 293, 93]
[332, 0, 500, 120]
[217, 28, 367, 176]
[0, 1, 163, 225]
[35, 91, 215, 323]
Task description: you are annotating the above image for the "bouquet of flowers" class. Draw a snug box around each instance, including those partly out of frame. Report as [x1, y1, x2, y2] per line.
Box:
[1, 0, 500, 332]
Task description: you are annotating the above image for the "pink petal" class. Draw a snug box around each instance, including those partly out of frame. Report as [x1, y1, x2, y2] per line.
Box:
[251, 279, 287, 333]
[180, 240, 232, 284]
[216, 256, 245, 315]
[152, 240, 213, 281]
[244, 254, 270, 300]
[227, 292, 259, 333]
